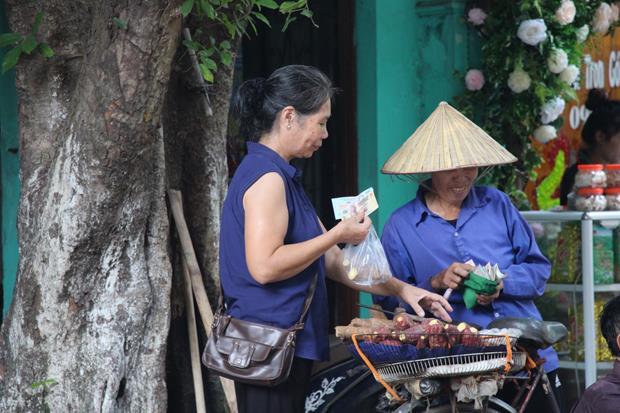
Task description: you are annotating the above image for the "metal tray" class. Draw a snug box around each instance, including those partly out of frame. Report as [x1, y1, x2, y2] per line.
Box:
[376, 351, 527, 382]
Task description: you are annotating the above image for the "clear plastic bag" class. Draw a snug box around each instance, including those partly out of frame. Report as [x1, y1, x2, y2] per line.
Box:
[342, 225, 392, 286]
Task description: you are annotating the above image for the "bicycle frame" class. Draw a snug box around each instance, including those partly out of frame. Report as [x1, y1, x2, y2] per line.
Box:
[501, 365, 561, 413]
[382, 357, 562, 413]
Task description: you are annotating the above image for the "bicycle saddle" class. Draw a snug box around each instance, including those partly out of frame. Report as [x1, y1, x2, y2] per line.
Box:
[487, 317, 567, 349]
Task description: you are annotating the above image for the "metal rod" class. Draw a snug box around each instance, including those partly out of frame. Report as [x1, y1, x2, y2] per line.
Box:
[540, 370, 561, 413]
[356, 302, 396, 316]
[518, 368, 543, 413]
[519, 211, 585, 222]
[581, 217, 597, 387]
[520, 210, 620, 222]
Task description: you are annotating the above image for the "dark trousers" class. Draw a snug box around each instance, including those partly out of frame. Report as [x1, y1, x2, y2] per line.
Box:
[498, 369, 566, 413]
[234, 357, 314, 413]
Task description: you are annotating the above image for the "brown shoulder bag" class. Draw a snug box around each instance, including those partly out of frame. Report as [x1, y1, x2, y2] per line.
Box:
[202, 274, 318, 387]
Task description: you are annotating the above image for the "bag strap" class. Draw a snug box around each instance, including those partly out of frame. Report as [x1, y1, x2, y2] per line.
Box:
[290, 273, 318, 331]
[216, 273, 318, 331]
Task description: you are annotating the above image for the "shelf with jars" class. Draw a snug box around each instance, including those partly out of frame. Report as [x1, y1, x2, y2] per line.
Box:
[520, 210, 620, 389]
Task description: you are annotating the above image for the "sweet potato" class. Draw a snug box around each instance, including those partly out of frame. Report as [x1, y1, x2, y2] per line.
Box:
[393, 313, 413, 331]
[371, 326, 392, 342]
[421, 318, 446, 330]
[444, 324, 460, 346]
[460, 326, 481, 347]
[381, 339, 402, 347]
[395, 325, 420, 344]
[416, 335, 428, 349]
[427, 322, 448, 348]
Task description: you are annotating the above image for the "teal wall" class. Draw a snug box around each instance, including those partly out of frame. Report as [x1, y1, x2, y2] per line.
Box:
[356, 0, 417, 232]
[0, 0, 20, 316]
[355, 0, 476, 314]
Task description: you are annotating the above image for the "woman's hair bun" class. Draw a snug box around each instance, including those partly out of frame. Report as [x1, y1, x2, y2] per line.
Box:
[585, 88, 609, 111]
[234, 78, 265, 115]
[232, 78, 266, 141]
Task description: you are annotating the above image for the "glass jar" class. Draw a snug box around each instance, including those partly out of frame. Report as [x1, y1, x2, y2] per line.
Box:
[575, 187, 607, 211]
[575, 164, 607, 188]
[605, 188, 620, 210]
[606, 164, 620, 187]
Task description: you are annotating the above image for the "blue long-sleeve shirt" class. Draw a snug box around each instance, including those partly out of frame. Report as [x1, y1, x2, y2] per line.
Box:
[373, 185, 558, 372]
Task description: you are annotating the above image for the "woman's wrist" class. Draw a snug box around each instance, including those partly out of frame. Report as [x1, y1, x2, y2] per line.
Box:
[389, 277, 407, 299]
[327, 224, 344, 245]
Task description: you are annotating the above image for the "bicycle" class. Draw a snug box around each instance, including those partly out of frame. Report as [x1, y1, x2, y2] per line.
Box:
[344, 317, 568, 413]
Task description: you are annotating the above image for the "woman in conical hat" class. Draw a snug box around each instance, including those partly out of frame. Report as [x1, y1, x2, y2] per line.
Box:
[374, 102, 564, 412]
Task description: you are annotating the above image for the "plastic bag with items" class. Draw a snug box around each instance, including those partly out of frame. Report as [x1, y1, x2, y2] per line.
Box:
[342, 225, 392, 286]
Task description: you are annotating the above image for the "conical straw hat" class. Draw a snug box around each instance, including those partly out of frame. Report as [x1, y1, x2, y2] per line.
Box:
[382, 101, 517, 174]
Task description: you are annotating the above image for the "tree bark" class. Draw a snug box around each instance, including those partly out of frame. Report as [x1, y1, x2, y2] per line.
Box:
[162, 15, 243, 412]
[0, 1, 182, 411]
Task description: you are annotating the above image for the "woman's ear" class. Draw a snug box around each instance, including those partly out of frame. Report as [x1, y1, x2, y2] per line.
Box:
[281, 106, 295, 130]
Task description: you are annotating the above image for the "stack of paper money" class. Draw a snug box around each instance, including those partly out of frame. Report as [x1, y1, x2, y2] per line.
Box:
[472, 262, 506, 281]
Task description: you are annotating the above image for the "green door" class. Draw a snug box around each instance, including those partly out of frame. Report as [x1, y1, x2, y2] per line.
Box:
[0, 0, 20, 317]
[355, 0, 477, 315]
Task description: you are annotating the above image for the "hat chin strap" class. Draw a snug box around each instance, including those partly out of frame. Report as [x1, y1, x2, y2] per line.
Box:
[475, 165, 494, 183]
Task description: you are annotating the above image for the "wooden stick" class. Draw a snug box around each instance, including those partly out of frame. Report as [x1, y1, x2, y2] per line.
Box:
[168, 189, 237, 413]
[182, 259, 207, 413]
[182, 28, 213, 117]
[335, 326, 376, 339]
[168, 190, 214, 329]
[219, 376, 238, 413]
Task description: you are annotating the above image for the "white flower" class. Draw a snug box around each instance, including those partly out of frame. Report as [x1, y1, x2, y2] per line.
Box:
[465, 69, 485, 91]
[592, 3, 613, 34]
[560, 65, 580, 85]
[612, 3, 620, 22]
[555, 1, 576, 25]
[576, 25, 590, 43]
[507, 69, 531, 93]
[547, 48, 569, 74]
[517, 19, 548, 46]
[533, 125, 558, 143]
[468, 8, 487, 26]
[540, 97, 566, 124]
[530, 222, 545, 238]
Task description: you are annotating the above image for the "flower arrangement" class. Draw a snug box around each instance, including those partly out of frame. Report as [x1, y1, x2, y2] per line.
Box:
[465, 69, 486, 90]
[456, 1, 620, 208]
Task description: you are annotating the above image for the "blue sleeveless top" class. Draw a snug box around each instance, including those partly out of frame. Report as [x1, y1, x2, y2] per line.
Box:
[219, 142, 329, 361]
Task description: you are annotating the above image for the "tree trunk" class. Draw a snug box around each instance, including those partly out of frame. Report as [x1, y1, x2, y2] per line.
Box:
[163, 16, 243, 412]
[0, 1, 182, 411]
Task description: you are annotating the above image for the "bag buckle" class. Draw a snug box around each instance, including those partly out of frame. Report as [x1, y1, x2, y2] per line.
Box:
[285, 331, 296, 346]
[228, 340, 256, 369]
[212, 313, 221, 330]
[212, 310, 229, 331]
[290, 322, 304, 332]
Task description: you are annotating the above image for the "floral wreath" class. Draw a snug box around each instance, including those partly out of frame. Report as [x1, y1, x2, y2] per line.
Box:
[455, 1, 619, 208]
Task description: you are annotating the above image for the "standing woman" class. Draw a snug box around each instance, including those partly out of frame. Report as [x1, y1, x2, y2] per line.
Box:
[560, 88, 620, 205]
[220, 65, 453, 413]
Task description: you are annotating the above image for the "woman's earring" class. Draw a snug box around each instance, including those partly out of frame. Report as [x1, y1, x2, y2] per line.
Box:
[287, 123, 291, 130]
